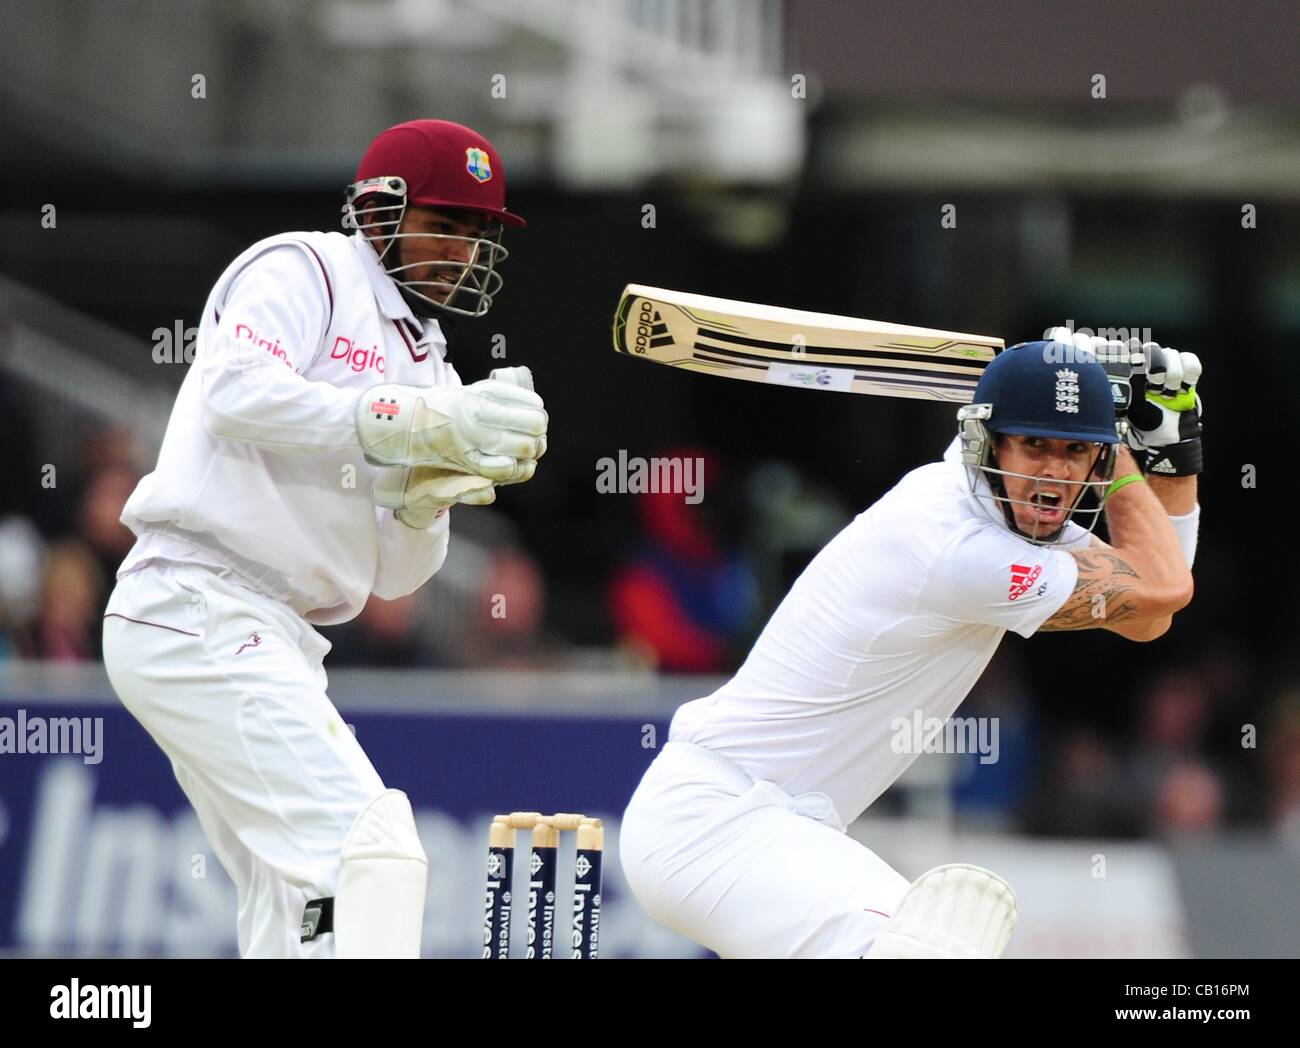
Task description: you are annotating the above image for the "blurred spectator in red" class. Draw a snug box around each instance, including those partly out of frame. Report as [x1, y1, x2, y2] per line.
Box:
[37, 540, 103, 661]
[608, 448, 758, 673]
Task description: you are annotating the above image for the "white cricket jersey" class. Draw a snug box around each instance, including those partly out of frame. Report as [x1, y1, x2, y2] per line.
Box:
[669, 436, 1091, 825]
[119, 230, 457, 625]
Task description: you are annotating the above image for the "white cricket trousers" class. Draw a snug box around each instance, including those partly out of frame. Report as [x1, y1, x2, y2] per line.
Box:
[102, 561, 387, 958]
[620, 741, 911, 958]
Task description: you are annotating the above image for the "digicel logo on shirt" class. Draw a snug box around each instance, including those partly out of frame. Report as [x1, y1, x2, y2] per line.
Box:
[331, 336, 386, 375]
[1008, 563, 1043, 601]
[234, 323, 293, 367]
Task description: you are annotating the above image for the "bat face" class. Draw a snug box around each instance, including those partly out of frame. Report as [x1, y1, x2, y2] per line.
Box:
[613, 284, 1004, 402]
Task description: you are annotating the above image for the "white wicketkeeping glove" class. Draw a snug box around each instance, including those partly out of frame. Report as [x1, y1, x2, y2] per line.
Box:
[370, 367, 545, 528]
[372, 465, 497, 529]
[356, 375, 547, 480]
[482, 366, 546, 476]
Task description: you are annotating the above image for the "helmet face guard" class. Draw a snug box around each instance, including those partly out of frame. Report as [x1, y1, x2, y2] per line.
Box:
[957, 403, 1120, 546]
[342, 175, 507, 319]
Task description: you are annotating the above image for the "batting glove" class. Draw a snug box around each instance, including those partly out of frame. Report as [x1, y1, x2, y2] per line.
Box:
[1126, 341, 1203, 475]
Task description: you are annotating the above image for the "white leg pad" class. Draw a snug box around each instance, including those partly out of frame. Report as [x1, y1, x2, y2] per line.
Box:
[334, 790, 428, 959]
[864, 863, 1018, 959]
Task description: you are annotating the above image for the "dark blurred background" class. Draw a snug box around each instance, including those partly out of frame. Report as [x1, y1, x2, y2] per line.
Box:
[1, 0, 1297, 848]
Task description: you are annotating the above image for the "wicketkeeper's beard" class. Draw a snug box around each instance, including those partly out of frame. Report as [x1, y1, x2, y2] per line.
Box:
[397, 280, 446, 320]
[394, 241, 469, 319]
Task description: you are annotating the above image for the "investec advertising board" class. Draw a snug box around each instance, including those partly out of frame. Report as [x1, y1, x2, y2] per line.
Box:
[0, 665, 709, 958]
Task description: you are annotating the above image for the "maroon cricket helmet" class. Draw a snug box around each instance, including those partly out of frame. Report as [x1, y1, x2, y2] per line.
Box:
[352, 119, 525, 228]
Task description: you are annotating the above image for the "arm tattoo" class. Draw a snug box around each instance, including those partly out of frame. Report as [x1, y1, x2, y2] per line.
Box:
[1038, 551, 1142, 631]
[1073, 551, 1140, 580]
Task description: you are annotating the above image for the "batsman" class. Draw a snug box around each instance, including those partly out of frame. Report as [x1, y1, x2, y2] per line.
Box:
[102, 120, 547, 957]
[620, 336, 1202, 958]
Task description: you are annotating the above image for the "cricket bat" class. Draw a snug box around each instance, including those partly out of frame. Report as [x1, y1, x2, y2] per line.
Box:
[612, 284, 1004, 402]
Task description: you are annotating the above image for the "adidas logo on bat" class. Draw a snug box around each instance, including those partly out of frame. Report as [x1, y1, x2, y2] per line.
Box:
[633, 302, 673, 353]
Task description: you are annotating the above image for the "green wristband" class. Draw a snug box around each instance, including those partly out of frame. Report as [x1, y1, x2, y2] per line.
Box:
[1106, 473, 1144, 499]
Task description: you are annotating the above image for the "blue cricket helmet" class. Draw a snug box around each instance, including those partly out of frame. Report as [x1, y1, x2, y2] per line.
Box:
[974, 342, 1120, 444]
[956, 340, 1123, 545]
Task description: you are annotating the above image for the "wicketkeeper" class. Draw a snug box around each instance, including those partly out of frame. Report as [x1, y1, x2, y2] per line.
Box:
[103, 119, 547, 957]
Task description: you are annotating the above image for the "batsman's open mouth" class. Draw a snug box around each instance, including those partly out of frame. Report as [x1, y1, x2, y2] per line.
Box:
[1029, 492, 1064, 527]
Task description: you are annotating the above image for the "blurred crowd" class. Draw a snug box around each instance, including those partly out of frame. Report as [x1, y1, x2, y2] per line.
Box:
[1, 373, 1296, 850]
[952, 645, 1300, 852]
[0, 385, 142, 663]
[0, 377, 578, 670]
[0, 377, 790, 676]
